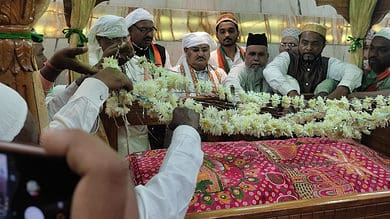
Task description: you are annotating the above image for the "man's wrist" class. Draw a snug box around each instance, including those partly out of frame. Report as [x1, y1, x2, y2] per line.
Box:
[40, 61, 64, 82]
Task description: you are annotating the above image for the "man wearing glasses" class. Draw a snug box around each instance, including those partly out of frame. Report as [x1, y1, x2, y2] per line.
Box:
[264, 23, 362, 99]
[124, 8, 172, 69]
[124, 8, 172, 150]
[279, 27, 300, 53]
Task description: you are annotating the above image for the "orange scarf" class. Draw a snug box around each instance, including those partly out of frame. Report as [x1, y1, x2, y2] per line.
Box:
[366, 68, 390, 91]
[216, 45, 245, 73]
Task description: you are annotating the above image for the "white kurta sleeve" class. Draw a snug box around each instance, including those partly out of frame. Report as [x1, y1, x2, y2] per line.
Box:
[263, 52, 300, 95]
[327, 57, 363, 92]
[135, 125, 203, 219]
[46, 82, 78, 120]
[47, 78, 108, 132]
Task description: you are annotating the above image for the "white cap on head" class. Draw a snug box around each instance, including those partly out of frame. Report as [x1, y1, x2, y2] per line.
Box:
[374, 27, 390, 41]
[87, 15, 128, 65]
[125, 8, 154, 29]
[281, 27, 300, 41]
[175, 32, 217, 66]
[182, 32, 217, 51]
[0, 83, 28, 142]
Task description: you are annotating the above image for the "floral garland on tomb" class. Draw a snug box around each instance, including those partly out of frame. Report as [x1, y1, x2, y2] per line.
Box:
[104, 57, 390, 140]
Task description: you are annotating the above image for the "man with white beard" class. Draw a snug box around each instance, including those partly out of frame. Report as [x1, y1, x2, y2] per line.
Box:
[223, 33, 271, 93]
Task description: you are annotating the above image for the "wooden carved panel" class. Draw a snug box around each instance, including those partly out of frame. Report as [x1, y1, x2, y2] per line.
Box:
[0, 0, 50, 132]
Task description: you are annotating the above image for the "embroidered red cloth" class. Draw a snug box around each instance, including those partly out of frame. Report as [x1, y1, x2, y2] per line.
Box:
[128, 138, 390, 213]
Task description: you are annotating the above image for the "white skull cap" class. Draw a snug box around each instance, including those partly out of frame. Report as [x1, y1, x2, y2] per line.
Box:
[87, 15, 128, 65]
[182, 32, 217, 51]
[125, 8, 154, 29]
[374, 27, 390, 41]
[281, 27, 300, 41]
[0, 83, 28, 142]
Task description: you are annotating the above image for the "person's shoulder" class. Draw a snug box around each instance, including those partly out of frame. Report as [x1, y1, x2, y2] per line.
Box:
[210, 49, 218, 55]
[152, 42, 166, 50]
[231, 62, 245, 71]
[228, 63, 246, 76]
[210, 64, 227, 76]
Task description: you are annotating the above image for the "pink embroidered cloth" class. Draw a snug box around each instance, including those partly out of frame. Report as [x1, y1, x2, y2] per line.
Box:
[127, 138, 390, 213]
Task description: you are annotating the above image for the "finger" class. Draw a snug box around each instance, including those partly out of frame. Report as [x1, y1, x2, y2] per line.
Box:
[72, 62, 98, 75]
[40, 129, 96, 156]
[40, 129, 115, 176]
[121, 77, 133, 91]
[63, 47, 89, 57]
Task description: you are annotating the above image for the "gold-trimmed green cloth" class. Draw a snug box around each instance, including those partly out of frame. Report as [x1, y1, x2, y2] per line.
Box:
[0, 32, 32, 40]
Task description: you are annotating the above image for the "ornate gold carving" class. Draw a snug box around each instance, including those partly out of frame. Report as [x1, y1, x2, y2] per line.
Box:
[0, 0, 50, 133]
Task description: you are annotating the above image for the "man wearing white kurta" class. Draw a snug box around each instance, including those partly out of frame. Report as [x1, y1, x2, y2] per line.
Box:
[1, 83, 204, 219]
[209, 12, 245, 74]
[87, 15, 151, 154]
[263, 23, 362, 98]
[224, 33, 271, 93]
[172, 32, 227, 95]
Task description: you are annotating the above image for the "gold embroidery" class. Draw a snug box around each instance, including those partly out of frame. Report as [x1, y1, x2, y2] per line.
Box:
[180, 64, 219, 94]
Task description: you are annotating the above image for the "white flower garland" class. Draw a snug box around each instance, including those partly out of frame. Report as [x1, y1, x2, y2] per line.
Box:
[104, 57, 390, 140]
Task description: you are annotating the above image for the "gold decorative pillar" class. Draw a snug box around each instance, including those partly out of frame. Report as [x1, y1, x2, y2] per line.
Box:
[0, 0, 50, 132]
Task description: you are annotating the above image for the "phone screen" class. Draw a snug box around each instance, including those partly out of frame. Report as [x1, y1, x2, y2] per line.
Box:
[0, 142, 79, 219]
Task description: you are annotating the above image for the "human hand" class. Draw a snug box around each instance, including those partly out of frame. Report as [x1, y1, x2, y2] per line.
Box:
[315, 92, 328, 98]
[40, 47, 97, 82]
[40, 129, 139, 219]
[168, 107, 200, 131]
[93, 67, 133, 91]
[50, 47, 97, 75]
[287, 90, 299, 97]
[101, 42, 134, 66]
[327, 86, 349, 99]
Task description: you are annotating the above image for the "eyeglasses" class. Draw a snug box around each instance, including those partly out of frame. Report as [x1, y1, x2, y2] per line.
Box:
[280, 42, 298, 48]
[133, 25, 157, 34]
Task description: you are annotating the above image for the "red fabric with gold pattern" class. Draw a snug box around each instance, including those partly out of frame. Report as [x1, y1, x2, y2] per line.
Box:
[127, 138, 390, 213]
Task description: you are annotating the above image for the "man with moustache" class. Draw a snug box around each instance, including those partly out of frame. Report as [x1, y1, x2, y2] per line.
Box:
[279, 27, 300, 54]
[172, 32, 227, 96]
[223, 33, 271, 93]
[349, 27, 390, 98]
[209, 12, 245, 74]
[124, 8, 172, 69]
[263, 23, 362, 98]
[124, 8, 173, 149]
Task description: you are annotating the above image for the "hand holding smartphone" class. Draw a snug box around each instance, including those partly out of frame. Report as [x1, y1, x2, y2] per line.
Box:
[0, 141, 79, 219]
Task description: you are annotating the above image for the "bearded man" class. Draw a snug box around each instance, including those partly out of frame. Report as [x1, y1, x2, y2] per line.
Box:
[223, 33, 271, 93]
[264, 23, 362, 98]
[350, 27, 390, 98]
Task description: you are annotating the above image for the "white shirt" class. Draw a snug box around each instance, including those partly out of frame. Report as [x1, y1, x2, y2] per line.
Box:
[135, 125, 203, 219]
[223, 62, 271, 93]
[209, 45, 245, 74]
[119, 56, 151, 155]
[46, 78, 108, 132]
[263, 52, 363, 95]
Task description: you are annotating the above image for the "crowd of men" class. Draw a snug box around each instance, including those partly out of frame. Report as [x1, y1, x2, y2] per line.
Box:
[0, 7, 389, 219]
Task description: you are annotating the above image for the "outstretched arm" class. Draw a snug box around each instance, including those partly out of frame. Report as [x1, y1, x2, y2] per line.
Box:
[135, 107, 203, 219]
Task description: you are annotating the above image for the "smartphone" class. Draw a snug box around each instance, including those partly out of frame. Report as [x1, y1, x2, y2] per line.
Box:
[0, 141, 79, 219]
